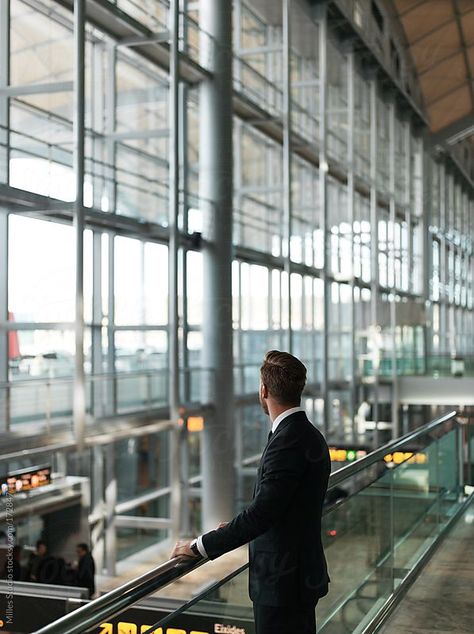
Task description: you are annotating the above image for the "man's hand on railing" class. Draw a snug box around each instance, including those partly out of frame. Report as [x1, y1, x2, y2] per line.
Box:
[171, 523, 227, 561]
[171, 540, 200, 560]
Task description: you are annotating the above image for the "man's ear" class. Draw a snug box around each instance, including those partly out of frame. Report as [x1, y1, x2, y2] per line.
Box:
[261, 382, 268, 399]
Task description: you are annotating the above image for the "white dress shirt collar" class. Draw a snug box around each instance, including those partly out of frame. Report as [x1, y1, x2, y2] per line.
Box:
[271, 405, 305, 434]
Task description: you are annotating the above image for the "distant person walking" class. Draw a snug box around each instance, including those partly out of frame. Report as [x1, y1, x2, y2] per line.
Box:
[26, 539, 47, 582]
[27, 540, 64, 585]
[75, 543, 96, 598]
[172, 350, 331, 634]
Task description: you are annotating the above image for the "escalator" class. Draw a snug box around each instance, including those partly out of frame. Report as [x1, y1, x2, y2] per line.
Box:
[25, 410, 472, 634]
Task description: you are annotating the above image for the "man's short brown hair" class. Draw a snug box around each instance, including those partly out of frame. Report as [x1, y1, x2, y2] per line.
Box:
[260, 350, 307, 405]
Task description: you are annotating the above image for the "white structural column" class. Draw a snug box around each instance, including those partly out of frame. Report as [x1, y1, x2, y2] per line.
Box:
[369, 78, 380, 448]
[0, 0, 9, 183]
[439, 167, 448, 359]
[91, 41, 105, 419]
[282, 0, 293, 353]
[0, 210, 7, 433]
[168, 0, 181, 543]
[0, 1, 10, 433]
[91, 445, 105, 573]
[199, 0, 235, 531]
[318, 5, 330, 437]
[104, 443, 117, 576]
[388, 101, 400, 439]
[168, 0, 180, 424]
[73, 0, 86, 448]
[423, 138, 433, 374]
[91, 233, 103, 417]
[105, 43, 116, 417]
[347, 49, 357, 441]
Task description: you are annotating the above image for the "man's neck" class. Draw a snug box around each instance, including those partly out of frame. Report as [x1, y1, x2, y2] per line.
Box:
[268, 402, 300, 422]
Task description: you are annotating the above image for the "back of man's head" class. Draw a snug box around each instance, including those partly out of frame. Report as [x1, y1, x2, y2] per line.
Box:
[76, 543, 89, 555]
[260, 350, 307, 406]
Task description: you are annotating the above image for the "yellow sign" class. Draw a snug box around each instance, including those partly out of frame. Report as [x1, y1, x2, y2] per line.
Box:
[187, 417, 204, 432]
[118, 624, 137, 634]
[383, 451, 428, 465]
[178, 417, 204, 432]
[99, 625, 208, 634]
[329, 447, 367, 462]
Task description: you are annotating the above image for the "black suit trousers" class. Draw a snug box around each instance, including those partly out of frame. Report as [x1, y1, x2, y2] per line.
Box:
[253, 601, 318, 634]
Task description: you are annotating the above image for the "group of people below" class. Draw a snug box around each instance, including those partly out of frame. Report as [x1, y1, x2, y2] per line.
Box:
[1, 540, 96, 597]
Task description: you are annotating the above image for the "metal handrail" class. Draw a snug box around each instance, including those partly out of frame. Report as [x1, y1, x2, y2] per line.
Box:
[34, 557, 206, 634]
[328, 409, 457, 489]
[34, 409, 458, 634]
[0, 366, 214, 389]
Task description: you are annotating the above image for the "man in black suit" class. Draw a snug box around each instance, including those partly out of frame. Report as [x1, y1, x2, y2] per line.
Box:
[172, 350, 331, 633]
[75, 543, 96, 598]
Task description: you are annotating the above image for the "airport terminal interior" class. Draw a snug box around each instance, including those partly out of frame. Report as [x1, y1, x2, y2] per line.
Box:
[0, 0, 473, 632]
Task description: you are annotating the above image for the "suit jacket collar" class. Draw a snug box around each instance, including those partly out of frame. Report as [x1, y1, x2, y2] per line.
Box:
[260, 410, 308, 464]
[270, 408, 307, 440]
[271, 406, 306, 434]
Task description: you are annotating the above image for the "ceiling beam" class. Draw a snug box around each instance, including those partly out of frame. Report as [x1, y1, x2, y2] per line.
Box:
[425, 79, 472, 108]
[407, 16, 457, 48]
[430, 112, 474, 146]
[396, 0, 431, 19]
[453, 0, 474, 112]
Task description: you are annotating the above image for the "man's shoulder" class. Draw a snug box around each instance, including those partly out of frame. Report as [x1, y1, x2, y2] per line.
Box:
[276, 415, 328, 453]
[286, 415, 330, 459]
[274, 411, 307, 438]
[280, 412, 325, 439]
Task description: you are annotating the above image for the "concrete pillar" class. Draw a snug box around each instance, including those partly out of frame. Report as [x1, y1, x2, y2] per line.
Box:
[91, 232, 104, 417]
[0, 210, 7, 433]
[0, 0, 9, 183]
[0, 2, 10, 432]
[104, 443, 117, 576]
[317, 6, 330, 437]
[168, 0, 181, 542]
[199, 0, 235, 531]
[347, 49, 357, 442]
[388, 102, 399, 440]
[282, 0, 292, 353]
[73, 0, 86, 448]
[369, 78, 380, 448]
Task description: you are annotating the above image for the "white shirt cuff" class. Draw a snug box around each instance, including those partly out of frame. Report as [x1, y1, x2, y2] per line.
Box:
[196, 535, 208, 558]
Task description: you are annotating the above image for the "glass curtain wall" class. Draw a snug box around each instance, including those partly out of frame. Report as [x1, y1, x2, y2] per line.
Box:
[428, 158, 473, 376]
[0, 0, 473, 565]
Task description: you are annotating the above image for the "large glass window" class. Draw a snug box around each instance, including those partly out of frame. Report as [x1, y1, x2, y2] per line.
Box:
[10, 0, 74, 86]
[1, 0, 474, 572]
[114, 237, 168, 326]
[9, 215, 75, 322]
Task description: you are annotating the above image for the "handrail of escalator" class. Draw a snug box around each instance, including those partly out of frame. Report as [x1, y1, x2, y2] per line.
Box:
[328, 409, 457, 489]
[33, 409, 458, 634]
[33, 555, 207, 634]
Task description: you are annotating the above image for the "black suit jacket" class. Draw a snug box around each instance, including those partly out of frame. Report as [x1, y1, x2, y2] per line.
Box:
[76, 552, 96, 597]
[202, 411, 331, 607]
